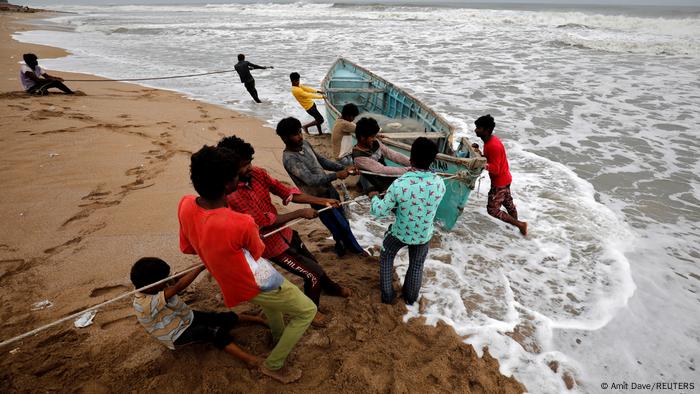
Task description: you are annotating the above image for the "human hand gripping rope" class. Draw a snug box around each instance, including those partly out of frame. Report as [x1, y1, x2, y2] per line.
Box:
[0, 170, 465, 349]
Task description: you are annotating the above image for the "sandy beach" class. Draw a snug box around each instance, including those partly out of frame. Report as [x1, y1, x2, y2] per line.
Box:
[0, 11, 524, 393]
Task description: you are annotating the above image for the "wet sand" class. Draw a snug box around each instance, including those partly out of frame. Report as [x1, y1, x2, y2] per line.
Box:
[0, 11, 523, 393]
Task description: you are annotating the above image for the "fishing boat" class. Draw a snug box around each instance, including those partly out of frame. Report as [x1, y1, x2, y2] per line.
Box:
[321, 58, 486, 231]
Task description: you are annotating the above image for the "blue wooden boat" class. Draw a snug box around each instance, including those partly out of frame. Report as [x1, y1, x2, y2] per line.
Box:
[322, 58, 486, 231]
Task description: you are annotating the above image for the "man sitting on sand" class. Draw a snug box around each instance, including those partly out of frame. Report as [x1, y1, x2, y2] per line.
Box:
[352, 117, 411, 192]
[234, 54, 272, 103]
[276, 117, 368, 257]
[472, 114, 528, 236]
[178, 145, 316, 383]
[369, 137, 446, 305]
[131, 257, 264, 367]
[290, 72, 325, 134]
[218, 135, 351, 327]
[331, 103, 359, 165]
[19, 53, 74, 95]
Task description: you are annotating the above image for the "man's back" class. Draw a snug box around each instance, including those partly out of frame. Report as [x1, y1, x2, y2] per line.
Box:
[371, 171, 446, 245]
[178, 195, 265, 307]
[234, 61, 254, 83]
[226, 167, 299, 259]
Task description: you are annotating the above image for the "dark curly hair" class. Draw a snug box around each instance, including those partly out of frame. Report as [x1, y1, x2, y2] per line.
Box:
[217, 135, 255, 161]
[355, 117, 380, 139]
[276, 117, 302, 138]
[190, 145, 240, 200]
[475, 114, 496, 132]
[341, 103, 360, 118]
[130, 257, 170, 293]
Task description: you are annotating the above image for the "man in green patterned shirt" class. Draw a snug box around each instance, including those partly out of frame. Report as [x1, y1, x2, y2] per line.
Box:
[369, 137, 446, 305]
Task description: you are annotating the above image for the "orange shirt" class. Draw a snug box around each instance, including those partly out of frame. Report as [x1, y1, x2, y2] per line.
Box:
[178, 195, 266, 307]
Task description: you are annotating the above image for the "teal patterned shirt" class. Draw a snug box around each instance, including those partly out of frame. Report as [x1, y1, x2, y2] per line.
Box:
[370, 170, 446, 245]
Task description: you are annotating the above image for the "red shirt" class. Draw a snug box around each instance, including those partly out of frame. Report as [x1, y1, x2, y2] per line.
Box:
[226, 167, 301, 259]
[178, 195, 265, 307]
[483, 135, 512, 188]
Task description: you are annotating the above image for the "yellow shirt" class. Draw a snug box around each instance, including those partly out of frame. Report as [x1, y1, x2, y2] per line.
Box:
[292, 84, 323, 110]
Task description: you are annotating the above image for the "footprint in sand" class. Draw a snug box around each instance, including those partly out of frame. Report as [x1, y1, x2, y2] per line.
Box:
[43, 237, 82, 254]
[100, 315, 135, 330]
[125, 166, 146, 176]
[81, 187, 111, 201]
[90, 284, 129, 298]
[0, 258, 27, 281]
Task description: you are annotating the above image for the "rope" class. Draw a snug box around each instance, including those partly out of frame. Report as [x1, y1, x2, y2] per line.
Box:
[0, 193, 366, 349]
[359, 170, 460, 181]
[63, 69, 239, 83]
[0, 263, 203, 349]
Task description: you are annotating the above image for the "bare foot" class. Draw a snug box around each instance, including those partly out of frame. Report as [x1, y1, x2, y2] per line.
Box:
[244, 356, 264, 369]
[260, 364, 302, 384]
[518, 221, 528, 237]
[311, 311, 327, 328]
[339, 287, 352, 298]
[302, 126, 310, 134]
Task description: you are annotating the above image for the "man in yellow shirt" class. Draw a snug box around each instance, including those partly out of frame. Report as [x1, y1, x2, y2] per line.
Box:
[290, 72, 325, 135]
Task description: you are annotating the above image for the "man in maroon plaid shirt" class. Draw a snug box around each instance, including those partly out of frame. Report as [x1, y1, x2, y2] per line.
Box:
[218, 136, 351, 327]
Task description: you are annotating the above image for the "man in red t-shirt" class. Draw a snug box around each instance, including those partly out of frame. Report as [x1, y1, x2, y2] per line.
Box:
[472, 114, 528, 236]
[178, 145, 315, 383]
[217, 135, 351, 327]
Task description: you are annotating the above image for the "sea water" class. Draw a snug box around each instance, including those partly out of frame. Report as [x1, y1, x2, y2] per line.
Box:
[14, 2, 700, 392]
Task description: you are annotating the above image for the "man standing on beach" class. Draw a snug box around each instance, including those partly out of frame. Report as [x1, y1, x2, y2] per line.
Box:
[234, 54, 272, 103]
[290, 72, 325, 135]
[369, 137, 445, 305]
[19, 53, 74, 95]
[472, 114, 528, 236]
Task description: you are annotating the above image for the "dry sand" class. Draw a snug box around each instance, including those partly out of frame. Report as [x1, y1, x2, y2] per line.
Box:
[0, 11, 524, 393]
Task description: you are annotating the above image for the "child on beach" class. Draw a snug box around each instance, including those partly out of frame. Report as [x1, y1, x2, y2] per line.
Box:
[178, 145, 317, 383]
[369, 137, 446, 305]
[130, 257, 262, 366]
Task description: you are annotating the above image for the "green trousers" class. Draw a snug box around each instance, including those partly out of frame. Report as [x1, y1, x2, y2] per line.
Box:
[251, 279, 316, 370]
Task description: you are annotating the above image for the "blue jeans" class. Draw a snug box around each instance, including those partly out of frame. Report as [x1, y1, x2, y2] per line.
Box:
[315, 206, 364, 255]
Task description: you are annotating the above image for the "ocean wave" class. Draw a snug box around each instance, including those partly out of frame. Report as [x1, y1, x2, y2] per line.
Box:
[556, 22, 593, 29]
[109, 27, 163, 35]
[548, 36, 700, 56]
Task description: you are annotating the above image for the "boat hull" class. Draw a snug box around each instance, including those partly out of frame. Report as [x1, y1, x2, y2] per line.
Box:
[322, 58, 485, 230]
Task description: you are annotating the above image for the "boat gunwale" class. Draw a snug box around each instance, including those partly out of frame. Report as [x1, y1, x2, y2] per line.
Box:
[322, 58, 457, 138]
[322, 58, 485, 169]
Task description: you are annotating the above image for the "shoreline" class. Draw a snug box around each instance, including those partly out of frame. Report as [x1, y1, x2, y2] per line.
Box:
[0, 11, 524, 393]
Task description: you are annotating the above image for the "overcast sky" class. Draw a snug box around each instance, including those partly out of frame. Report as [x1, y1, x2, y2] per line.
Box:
[20, 0, 700, 7]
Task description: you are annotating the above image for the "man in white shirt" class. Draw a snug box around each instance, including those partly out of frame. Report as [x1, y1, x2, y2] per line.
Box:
[19, 53, 73, 95]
